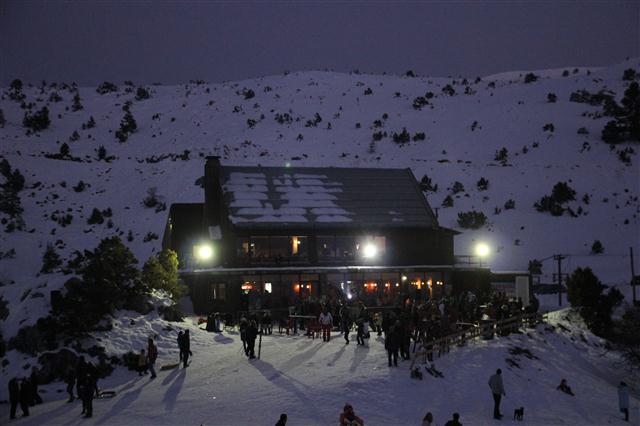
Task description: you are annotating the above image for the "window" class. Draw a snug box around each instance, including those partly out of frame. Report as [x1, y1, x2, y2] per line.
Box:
[210, 283, 226, 300]
[270, 236, 289, 258]
[237, 237, 250, 258]
[335, 236, 357, 258]
[318, 236, 336, 258]
[290, 236, 308, 258]
[252, 236, 269, 260]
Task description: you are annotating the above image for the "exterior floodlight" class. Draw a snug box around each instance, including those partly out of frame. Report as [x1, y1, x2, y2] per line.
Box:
[401, 275, 407, 282]
[347, 293, 353, 300]
[196, 244, 213, 261]
[475, 243, 490, 258]
[363, 243, 377, 259]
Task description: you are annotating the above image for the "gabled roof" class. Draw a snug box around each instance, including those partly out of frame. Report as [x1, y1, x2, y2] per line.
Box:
[219, 165, 439, 230]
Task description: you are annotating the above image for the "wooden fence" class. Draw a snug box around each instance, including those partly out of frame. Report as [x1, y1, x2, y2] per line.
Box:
[409, 312, 548, 370]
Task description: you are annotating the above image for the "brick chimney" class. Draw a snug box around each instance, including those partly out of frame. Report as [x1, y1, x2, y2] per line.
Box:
[204, 156, 224, 232]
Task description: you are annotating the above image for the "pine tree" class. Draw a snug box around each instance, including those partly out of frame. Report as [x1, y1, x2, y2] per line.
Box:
[23, 107, 50, 132]
[72, 93, 83, 111]
[41, 243, 62, 274]
[142, 249, 184, 299]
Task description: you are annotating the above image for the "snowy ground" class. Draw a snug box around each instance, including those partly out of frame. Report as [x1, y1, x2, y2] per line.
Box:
[2, 310, 638, 426]
[1, 60, 640, 424]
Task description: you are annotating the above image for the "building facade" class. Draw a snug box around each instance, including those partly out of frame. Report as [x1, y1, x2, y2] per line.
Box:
[163, 157, 492, 314]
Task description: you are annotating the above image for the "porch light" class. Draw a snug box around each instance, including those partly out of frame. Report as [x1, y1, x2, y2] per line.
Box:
[475, 242, 490, 267]
[475, 242, 490, 258]
[363, 243, 377, 258]
[196, 244, 213, 260]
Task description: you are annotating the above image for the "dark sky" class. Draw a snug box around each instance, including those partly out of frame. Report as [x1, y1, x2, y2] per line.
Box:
[1, 1, 638, 85]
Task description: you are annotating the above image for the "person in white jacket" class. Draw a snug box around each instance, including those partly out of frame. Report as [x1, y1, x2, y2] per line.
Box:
[488, 369, 506, 420]
[319, 309, 333, 342]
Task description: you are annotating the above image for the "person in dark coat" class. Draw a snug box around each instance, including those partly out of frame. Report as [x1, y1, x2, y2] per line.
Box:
[341, 306, 351, 344]
[65, 368, 76, 402]
[147, 338, 158, 379]
[8, 377, 20, 420]
[385, 322, 400, 367]
[75, 356, 87, 399]
[81, 372, 96, 418]
[177, 331, 184, 362]
[356, 318, 365, 346]
[488, 369, 506, 420]
[181, 330, 191, 367]
[275, 413, 287, 426]
[444, 412, 462, 426]
[30, 368, 42, 405]
[246, 320, 258, 359]
[18, 378, 30, 418]
[618, 381, 630, 422]
[239, 318, 249, 354]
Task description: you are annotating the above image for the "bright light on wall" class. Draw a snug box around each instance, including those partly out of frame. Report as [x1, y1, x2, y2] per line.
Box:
[363, 243, 377, 258]
[196, 244, 213, 260]
[475, 243, 490, 258]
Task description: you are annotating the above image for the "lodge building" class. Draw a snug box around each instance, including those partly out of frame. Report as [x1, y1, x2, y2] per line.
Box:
[162, 157, 494, 314]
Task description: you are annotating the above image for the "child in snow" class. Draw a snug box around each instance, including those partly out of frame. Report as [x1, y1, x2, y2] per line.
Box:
[340, 403, 364, 426]
[137, 349, 148, 376]
[556, 378, 574, 396]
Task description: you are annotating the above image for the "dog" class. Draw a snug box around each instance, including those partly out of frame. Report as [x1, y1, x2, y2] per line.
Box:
[411, 367, 423, 380]
[513, 406, 524, 421]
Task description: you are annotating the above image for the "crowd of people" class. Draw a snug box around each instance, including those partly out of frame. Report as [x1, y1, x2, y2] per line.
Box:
[5, 290, 633, 424]
[7, 368, 40, 420]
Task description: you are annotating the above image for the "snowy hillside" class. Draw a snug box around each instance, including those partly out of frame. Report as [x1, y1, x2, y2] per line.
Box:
[0, 59, 639, 417]
[1, 309, 638, 425]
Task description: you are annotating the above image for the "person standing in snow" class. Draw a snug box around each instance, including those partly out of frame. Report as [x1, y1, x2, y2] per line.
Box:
[488, 369, 506, 420]
[177, 331, 184, 362]
[8, 377, 20, 420]
[356, 318, 365, 346]
[18, 378, 30, 418]
[339, 403, 364, 425]
[385, 322, 400, 367]
[239, 317, 249, 354]
[341, 305, 352, 344]
[80, 372, 96, 418]
[65, 367, 76, 402]
[319, 308, 333, 342]
[75, 356, 87, 398]
[147, 338, 158, 379]
[246, 320, 258, 359]
[181, 330, 191, 367]
[618, 381, 630, 422]
[444, 412, 462, 426]
[29, 367, 42, 405]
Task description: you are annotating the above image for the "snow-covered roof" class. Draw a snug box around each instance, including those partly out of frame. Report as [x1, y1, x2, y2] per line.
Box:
[220, 166, 438, 229]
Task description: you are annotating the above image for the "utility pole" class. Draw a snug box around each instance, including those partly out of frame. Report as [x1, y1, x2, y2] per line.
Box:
[631, 247, 637, 304]
[554, 254, 566, 307]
